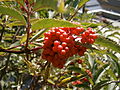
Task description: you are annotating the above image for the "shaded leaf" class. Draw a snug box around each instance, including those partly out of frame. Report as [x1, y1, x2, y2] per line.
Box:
[93, 64, 110, 83]
[93, 80, 110, 90]
[68, 66, 81, 73]
[0, 5, 26, 25]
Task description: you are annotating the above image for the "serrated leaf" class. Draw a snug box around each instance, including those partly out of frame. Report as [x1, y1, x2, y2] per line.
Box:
[78, 0, 89, 7]
[57, 74, 84, 86]
[9, 41, 20, 48]
[31, 19, 79, 31]
[33, 0, 65, 13]
[20, 34, 27, 44]
[81, 22, 101, 28]
[93, 64, 110, 83]
[0, 5, 26, 25]
[0, 0, 14, 1]
[93, 80, 110, 90]
[7, 21, 24, 27]
[68, 66, 81, 73]
[108, 69, 117, 80]
[87, 53, 94, 69]
[75, 83, 90, 89]
[30, 29, 47, 42]
[95, 36, 120, 53]
[47, 79, 55, 85]
[107, 53, 120, 77]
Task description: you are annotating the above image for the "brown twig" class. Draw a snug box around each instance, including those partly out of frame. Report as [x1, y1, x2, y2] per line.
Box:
[68, 4, 85, 21]
[0, 47, 42, 54]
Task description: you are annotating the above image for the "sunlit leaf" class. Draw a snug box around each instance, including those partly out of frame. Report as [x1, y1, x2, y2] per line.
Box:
[78, 0, 89, 7]
[95, 36, 120, 53]
[33, 0, 65, 13]
[20, 34, 27, 44]
[31, 19, 80, 31]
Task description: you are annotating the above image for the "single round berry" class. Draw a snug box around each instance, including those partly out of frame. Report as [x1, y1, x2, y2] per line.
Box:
[61, 42, 67, 47]
[54, 40, 60, 46]
[57, 45, 63, 52]
[60, 50, 66, 55]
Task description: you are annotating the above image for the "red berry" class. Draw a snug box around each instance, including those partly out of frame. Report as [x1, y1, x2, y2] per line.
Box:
[65, 47, 69, 52]
[62, 32, 68, 38]
[61, 42, 67, 47]
[77, 59, 83, 64]
[57, 45, 63, 52]
[54, 40, 60, 46]
[56, 31, 61, 36]
[52, 46, 58, 52]
[60, 50, 66, 55]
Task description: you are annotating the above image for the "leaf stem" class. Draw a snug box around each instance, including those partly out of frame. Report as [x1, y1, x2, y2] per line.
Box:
[68, 5, 84, 21]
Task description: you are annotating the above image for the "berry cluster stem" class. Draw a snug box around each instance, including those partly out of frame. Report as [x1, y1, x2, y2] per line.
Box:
[25, 0, 31, 60]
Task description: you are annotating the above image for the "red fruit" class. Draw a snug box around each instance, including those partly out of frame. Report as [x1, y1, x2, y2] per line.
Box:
[61, 42, 67, 47]
[72, 81, 77, 85]
[62, 32, 68, 38]
[78, 51, 84, 56]
[77, 59, 83, 64]
[42, 27, 97, 68]
[57, 45, 63, 52]
[76, 80, 83, 84]
[81, 38, 86, 43]
[60, 34, 66, 41]
[56, 32, 61, 36]
[52, 46, 58, 52]
[54, 40, 60, 46]
[69, 62, 74, 65]
[82, 78, 88, 82]
[88, 39, 94, 44]
[91, 34, 97, 39]
[60, 50, 66, 55]
[65, 47, 69, 52]
[85, 31, 89, 36]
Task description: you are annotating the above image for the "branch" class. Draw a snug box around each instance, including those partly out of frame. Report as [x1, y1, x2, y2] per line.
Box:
[0, 48, 25, 54]
[0, 47, 42, 54]
[68, 4, 85, 21]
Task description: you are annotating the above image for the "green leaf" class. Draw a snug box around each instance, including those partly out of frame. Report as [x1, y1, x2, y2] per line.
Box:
[30, 29, 48, 42]
[20, 34, 27, 44]
[81, 22, 101, 28]
[9, 41, 20, 48]
[31, 19, 80, 31]
[87, 53, 94, 69]
[93, 64, 110, 83]
[78, 0, 89, 7]
[0, 5, 26, 25]
[108, 69, 117, 80]
[107, 53, 120, 77]
[75, 83, 90, 89]
[0, 0, 14, 1]
[95, 36, 120, 53]
[57, 74, 84, 86]
[68, 66, 81, 73]
[93, 80, 110, 90]
[33, 0, 65, 13]
[7, 21, 24, 27]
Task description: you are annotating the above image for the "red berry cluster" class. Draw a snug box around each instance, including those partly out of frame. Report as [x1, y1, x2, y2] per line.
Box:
[81, 28, 97, 44]
[42, 27, 97, 68]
